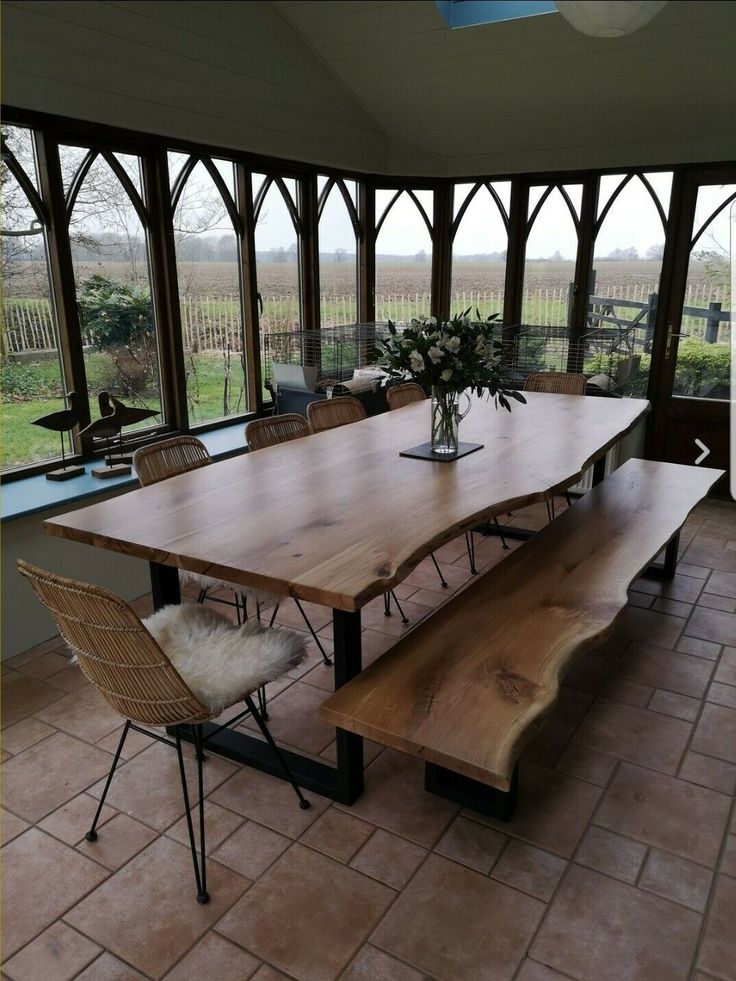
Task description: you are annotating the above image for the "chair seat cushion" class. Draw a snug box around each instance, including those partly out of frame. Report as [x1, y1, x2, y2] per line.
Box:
[144, 603, 305, 714]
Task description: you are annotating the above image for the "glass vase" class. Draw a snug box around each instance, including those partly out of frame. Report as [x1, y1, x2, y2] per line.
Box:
[430, 386, 468, 455]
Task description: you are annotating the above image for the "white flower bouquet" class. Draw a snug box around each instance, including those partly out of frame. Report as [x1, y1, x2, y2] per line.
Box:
[375, 310, 525, 411]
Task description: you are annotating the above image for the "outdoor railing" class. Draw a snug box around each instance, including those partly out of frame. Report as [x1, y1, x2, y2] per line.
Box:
[2, 283, 730, 355]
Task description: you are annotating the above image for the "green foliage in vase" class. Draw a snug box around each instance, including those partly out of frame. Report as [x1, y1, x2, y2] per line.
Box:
[375, 309, 526, 411]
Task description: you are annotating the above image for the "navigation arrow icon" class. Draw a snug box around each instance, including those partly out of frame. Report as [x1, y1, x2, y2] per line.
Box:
[694, 439, 710, 465]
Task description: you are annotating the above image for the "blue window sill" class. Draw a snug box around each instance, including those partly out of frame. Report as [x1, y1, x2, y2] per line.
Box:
[1, 422, 248, 523]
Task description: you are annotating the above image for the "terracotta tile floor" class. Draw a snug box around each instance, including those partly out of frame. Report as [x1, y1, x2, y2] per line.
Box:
[3, 497, 736, 980]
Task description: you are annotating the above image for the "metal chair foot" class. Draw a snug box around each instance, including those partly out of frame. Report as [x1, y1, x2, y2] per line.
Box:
[299, 799, 311, 810]
[85, 830, 97, 841]
[196, 892, 210, 905]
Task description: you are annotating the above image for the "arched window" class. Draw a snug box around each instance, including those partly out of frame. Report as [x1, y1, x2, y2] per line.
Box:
[590, 172, 672, 394]
[673, 182, 736, 399]
[253, 175, 301, 337]
[521, 184, 582, 327]
[451, 182, 510, 319]
[1, 125, 67, 469]
[318, 177, 359, 327]
[62, 143, 163, 430]
[375, 189, 433, 322]
[171, 154, 246, 424]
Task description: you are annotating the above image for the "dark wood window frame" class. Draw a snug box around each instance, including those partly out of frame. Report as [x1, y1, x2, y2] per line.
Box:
[2, 105, 734, 483]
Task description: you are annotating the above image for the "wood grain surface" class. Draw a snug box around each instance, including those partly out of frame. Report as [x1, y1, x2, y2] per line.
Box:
[45, 393, 650, 611]
[320, 459, 722, 788]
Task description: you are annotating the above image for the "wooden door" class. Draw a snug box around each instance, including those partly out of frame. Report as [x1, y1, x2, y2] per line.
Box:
[645, 166, 735, 490]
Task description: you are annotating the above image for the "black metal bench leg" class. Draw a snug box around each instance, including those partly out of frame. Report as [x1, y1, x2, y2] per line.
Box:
[424, 762, 518, 822]
[662, 532, 680, 579]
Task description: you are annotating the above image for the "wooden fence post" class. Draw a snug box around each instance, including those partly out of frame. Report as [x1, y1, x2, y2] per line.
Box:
[705, 301, 722, 343]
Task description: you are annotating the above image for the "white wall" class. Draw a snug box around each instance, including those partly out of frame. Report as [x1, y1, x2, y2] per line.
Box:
[3, 492, 152, 659]
[2, 0, 387, 172]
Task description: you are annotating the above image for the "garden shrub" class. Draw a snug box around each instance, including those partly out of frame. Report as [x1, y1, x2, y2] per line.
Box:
[78, 274, 158, 397]
[619, 338, 729, 398]
[1, 360, 62, 401]
[78, 274, 154, 349]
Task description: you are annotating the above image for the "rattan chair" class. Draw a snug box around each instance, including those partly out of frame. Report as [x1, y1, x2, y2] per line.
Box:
[307, 395, 366, 434]
[18, 559, 309, 904]
[386, 382, 426, 410]
[246, 413, 310, 451]
[134, 436, 263, 622]
[524, 372, 587, 396]
[523, 372, 586, 518]
[244, 413, 332, 666]
[384, 381, 508, 566]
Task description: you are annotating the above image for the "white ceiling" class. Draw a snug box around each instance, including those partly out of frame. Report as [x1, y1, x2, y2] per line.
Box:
[273, 0, 736, 175]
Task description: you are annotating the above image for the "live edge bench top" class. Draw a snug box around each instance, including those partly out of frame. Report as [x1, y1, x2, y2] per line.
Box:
[320, 459, 722, 791]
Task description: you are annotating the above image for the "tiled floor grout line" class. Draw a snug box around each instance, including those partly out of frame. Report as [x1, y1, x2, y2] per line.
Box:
[688, 789, 736, 979]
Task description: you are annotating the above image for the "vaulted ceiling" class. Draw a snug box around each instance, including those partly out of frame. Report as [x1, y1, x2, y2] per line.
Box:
[273, 0, 736, 175]
[3, 1, 735, 177]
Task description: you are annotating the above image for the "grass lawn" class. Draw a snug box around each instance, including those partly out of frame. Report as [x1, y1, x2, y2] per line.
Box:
[1, 351, 254, 470]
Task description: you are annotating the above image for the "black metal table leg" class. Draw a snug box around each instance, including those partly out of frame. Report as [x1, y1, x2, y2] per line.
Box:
[150, 561, 180, 610]
[592, 455, 606, 486]
[152, 556, 365, 804]
[333, 609, 365, 805]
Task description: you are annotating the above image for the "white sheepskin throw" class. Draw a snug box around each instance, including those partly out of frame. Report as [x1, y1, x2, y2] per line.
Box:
[144, 603, 306, 713]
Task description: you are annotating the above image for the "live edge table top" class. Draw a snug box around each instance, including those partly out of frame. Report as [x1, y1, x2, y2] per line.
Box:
[44, 393, 650, 613]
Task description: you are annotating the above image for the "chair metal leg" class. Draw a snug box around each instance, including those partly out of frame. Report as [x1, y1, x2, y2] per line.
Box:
[494, 517, 509, 550]
[466, 531, 478, 575]
[294, 597, 332, 666]
[385, 589, 409, 624]
[564, 491, 573, 508]
[85, 720, 129, 841]
[257, 684, 269, 720]
[175, 726, 209, 904]
[193, 722, 206, 762]
[269, 602, 280, 627]
[196, 588, 208, 604]
[430, 552, 448, 588]
[245, 695, 310, 809]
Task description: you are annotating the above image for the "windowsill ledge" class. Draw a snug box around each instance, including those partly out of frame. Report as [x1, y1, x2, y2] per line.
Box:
[1, 421, 249, 523]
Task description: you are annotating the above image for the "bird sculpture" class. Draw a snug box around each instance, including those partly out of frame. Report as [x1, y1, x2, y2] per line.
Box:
[32, 391, 85, 480]
[80, 394, 127, 478]
[105, 392, 158, 428]
[97, 392, 158, 464]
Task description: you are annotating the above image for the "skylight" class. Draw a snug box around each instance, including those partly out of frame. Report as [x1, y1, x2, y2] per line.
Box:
[435, 1, 557, 29]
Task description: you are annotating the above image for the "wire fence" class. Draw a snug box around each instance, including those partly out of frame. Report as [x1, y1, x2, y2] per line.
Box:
[2, 283, 730, 354]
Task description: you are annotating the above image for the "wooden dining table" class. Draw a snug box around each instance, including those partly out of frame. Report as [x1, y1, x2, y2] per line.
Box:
[45, 392, 650, 805]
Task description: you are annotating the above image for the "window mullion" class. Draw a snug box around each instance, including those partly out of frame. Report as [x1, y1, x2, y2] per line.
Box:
[236, 163, 263, 413]
[358, 182, 375, 323]
[33, 128, 92, 454]
[143, 145, 188, 431]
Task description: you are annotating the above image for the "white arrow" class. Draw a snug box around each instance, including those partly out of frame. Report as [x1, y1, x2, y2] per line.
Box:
[694, 439, 710, 465]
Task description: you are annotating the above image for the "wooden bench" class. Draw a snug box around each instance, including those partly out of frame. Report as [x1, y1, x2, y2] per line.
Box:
[320, 459, 722, 819]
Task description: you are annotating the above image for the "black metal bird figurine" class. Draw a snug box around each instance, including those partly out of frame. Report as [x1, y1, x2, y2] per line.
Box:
[32, 391, 85, 480]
